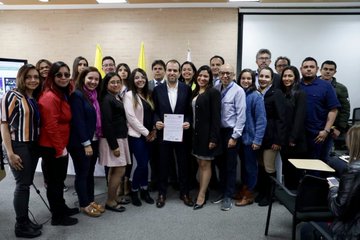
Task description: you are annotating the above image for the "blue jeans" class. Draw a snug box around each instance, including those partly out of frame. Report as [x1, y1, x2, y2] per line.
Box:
[239, 143, 258, 190]
[10, 141, 39, 223]
[217, 128, 240, 198]
[128, 136, 150, 190]
[69, 141, 99, 208]
[306, 132, 332, 162]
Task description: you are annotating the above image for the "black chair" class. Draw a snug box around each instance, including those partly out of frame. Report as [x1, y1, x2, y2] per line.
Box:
[264, 175, 334, 240]
[351, 107, 360, 126]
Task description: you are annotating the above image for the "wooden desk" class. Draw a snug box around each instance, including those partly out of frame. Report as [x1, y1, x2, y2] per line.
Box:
[289, 159, 335, 172]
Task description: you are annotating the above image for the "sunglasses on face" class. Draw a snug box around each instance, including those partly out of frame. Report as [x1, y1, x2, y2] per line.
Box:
[55, 72, 71, 78]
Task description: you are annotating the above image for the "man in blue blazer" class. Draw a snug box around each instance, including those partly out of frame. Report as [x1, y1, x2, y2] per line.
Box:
[152, 59, 194, 208]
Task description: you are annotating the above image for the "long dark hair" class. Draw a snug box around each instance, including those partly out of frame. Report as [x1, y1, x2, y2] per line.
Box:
[16, 64, 42, 99]
[179, 61, 197, 86]
[128, 68, 152, 108]
[72, 56, 88, 81]
[237, 68, 256, 92]
[116, 63, 131, 86]
[192, 65, 213, 98]
[43, 61, 73, 98]
[280, 65, 301, 97]
[99, 72, 122, 102]
[76, 66, 102, 102]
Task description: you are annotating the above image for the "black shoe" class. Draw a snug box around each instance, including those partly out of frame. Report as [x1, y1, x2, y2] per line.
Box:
[193, 200, 206, 210]
[64, 206, 80, 216]
[26, 219, 42, 231]
[156, 195, 166, 208]
[15, 222, 42, 238]
[257, 197, 270, 207]
[140, 189, 154, 204]
[131, 191, 142, 206]
[51, 216, 78, 226]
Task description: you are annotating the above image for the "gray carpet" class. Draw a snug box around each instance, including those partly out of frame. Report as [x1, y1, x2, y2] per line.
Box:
[0, 166, 294, 240]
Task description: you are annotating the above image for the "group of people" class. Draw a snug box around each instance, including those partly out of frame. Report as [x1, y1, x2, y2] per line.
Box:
[1, 47, 358, 239]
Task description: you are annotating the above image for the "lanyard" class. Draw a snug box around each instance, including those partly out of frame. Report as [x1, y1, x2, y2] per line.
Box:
[221, 82, 234, 99]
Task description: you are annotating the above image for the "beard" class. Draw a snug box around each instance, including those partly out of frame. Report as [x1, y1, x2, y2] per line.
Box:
[303, 75, 316, 81]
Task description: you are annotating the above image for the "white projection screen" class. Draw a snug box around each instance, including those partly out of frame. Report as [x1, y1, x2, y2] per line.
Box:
[240, 13, 360, 117]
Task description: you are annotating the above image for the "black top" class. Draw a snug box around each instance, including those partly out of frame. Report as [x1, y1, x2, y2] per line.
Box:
[100, 93, 128, 150]
[140, 98, 153, 132]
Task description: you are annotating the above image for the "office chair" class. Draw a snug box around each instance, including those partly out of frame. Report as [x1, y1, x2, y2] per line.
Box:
[264, 175, 334, 240]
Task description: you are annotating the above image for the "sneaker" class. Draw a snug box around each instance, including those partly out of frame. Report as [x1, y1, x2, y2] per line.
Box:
[15, 222, 42, 238]
[221, 198, 232, 211]
[51, 216, 78, 226]
[211, 194, 224, 204]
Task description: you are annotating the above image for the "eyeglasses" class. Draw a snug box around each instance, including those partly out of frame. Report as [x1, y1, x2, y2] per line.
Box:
[103, 64, 115, 68]
[55, 72, 71, 78]
[219, 71, 233, 76]
[109, 80, 122, 85]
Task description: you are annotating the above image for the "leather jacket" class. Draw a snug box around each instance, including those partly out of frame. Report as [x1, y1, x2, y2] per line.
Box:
[328, 160, 360, 239]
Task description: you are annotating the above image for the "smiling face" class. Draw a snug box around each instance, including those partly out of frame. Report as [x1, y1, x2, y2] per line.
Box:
[102, 59, 115, 74]
[134, 71, 146, 91]
[54, 66, 71, 88]
[219, 64, 235, 88]
[84, 71, 100, 91]
[107, 75, 122, 95]
[282, 69, 295, 88]
[197, 70, 210, 89]
[239, 71, 253, 90]
[210, 58, 223, 77]
[181, 63, 194, 82]
[166, 62, 180, 84]
[25, 69, 40, 93]
[39, 62, 50, 79]
[258, 68, 272, 90]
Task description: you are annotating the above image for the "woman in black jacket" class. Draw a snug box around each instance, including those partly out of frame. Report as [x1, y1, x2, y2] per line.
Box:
[191, 65, 221, 210]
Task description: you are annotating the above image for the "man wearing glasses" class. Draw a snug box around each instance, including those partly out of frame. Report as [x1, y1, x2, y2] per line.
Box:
[102, 56, 116, 74]
[213, 63, 246, 211]
[255, 49, 280, 89]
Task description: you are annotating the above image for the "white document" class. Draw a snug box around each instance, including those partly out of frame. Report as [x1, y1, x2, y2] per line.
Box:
[163, 114, 184, 142]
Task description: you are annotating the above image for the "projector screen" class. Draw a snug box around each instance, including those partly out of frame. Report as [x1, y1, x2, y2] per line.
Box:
[240, 13, 360, 117]
[0, 58, 27, 98]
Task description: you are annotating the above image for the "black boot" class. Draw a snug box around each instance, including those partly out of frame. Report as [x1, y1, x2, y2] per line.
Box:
[26, 218, 42, 231]
[15, 222, 42, 238]
[255, 167, 266, 203]
[131, 190, 142, 206]
[140, 189, 154, 204]
[258, 172, 276, 207]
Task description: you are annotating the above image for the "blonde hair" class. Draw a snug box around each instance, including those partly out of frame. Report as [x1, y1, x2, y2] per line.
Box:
[347, 124, 360, 162]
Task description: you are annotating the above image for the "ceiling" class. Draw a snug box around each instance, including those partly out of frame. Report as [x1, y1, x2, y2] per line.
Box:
[0, 0, 359, 7]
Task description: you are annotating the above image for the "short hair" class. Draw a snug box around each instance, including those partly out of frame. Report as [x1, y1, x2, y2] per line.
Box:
[76, 66, 102, 99]
[193, 65, 213, 97]
[165, 59, 181, 70]
[301, 57, 318, 67]
[116, 63, 131, 81]
[210, 55, 225, 65]
[321, 60, 337, 70]
[72, 56, 88, 81]
[179, 61, 197, 84]
[275, 56, 291, 67]
[347, 124, 360, 162]
[237, 68, 256, 92]
[102, 56, 115, 65]
[256, 49, 272, 59]
[44, 61, 72, 95]
[151, 60, 166, 70]
[280, 65, 301, 96]
[16, 64, 41, 98]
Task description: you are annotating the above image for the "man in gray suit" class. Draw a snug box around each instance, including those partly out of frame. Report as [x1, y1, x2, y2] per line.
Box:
[148, 60, 166, 91]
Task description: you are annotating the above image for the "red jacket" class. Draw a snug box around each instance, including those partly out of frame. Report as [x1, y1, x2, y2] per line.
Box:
[38, 90, 72, 157]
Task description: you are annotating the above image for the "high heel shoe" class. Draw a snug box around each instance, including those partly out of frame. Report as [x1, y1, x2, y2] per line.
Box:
[193, 200, 206, 210]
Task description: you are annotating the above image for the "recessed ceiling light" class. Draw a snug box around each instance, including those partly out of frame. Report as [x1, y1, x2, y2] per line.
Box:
[39, 0, 49, 2]
[96, 0, 127, 3]
[0, 2, 4, 4]
[229, 0, 259, 1]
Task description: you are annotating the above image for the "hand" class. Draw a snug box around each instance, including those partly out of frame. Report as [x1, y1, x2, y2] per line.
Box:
[182, 122, 190, 130]
[146, 130, 157, 142]
[227, 138, 237, 148]
[252, 143, 260, 150]
[209, 142, 216, 150]
[271, 144, 281, 151]
[9, 153, 23, 171]
[57, 148, 68, 158]
[113, 148, 121, 157]
[84, 145, 93, 156]
[332, 129, 341, 139]
[315, 130, 328, 144]
[155, 121, 164, 130]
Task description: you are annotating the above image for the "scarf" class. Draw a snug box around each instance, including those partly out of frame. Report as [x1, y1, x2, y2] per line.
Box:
[83, 86, 102, 138]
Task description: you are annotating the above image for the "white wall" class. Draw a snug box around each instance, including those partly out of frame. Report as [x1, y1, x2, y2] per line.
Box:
[241, 14, 360, 117]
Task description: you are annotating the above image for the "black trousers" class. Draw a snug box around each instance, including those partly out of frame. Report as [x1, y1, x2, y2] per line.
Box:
[40, 146, 68, 219]
[157, 142, 189, 196]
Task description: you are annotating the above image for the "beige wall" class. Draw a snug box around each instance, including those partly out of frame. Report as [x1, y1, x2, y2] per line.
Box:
[0, 8, 238, 77]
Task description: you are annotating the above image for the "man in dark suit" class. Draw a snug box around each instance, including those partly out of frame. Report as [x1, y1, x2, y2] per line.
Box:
[152, 59, 194, 208]
[255, 49, 281, 89]
[148, 60, 166, 92]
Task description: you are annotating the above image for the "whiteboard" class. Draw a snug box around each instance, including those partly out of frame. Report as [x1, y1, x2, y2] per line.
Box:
[241, 14, 360, 117]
